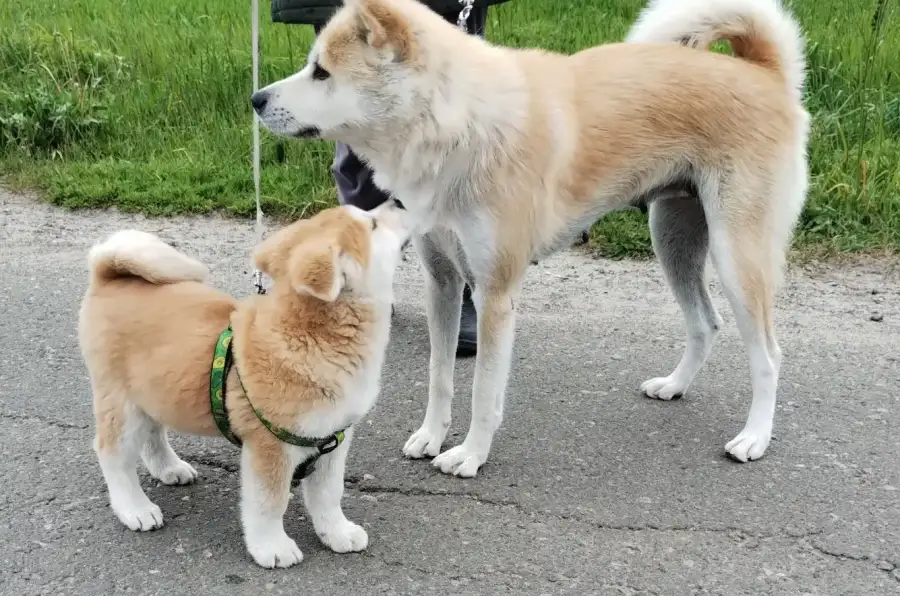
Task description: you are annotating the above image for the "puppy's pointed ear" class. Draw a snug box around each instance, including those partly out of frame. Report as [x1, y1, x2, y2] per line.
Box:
[288, 243, 343, 302]
[354, 0, 416, 61]
[253, 223, 303, 280]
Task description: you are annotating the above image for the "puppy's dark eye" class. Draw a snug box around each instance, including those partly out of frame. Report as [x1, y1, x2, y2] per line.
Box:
[371, 220, 378, 231]
[312, 62, 330, 81]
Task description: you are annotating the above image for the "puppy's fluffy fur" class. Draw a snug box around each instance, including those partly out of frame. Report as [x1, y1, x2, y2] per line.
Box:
[78, 203, 408, 568]
[253, 0, 810, 475]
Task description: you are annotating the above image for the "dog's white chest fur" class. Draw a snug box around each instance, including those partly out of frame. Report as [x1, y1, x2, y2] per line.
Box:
[293, 309, 392, 438]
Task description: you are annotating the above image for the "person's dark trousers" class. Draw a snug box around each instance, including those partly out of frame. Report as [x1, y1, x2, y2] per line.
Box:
[310, 7, 486, 357]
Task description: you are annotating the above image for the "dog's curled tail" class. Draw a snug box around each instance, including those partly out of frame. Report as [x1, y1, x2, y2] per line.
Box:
[88, 230, 209, 287]
[626, 0, 806, 104]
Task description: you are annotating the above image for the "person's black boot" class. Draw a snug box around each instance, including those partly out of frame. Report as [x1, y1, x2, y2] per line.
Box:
[457, 284, 478, 358]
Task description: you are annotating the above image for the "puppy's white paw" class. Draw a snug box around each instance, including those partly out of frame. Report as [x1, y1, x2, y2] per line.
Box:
[403, 424, 447, 459]
[155, 460, 199, 486]
[725, 427, 771, 462]
[641, 375, 688, 401]
[432, 445, 484, 478]
[318, 520, 369, 553]
[113, 501, 164, 532]
[247, 532, 304, 569]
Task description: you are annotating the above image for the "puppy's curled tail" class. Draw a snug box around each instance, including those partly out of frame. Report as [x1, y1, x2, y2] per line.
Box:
[88, 230, 209, 287]
[626, 0, 806, 104]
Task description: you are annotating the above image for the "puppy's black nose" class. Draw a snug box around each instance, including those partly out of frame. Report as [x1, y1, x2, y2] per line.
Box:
[250, 90, 269, 113]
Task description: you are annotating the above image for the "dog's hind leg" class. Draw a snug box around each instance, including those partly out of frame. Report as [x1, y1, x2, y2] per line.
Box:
[642, 194, 723, 400]
[703, 174, 788, 463]
[93, 389, 163, 531]
[140, 422, 198, 486]
[403, 232, 464, 459]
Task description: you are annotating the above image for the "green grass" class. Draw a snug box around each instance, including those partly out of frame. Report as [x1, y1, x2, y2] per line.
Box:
[1, 0, 898, 257]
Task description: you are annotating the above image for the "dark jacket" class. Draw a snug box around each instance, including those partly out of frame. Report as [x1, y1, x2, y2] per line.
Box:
[271, 0, 511, 25]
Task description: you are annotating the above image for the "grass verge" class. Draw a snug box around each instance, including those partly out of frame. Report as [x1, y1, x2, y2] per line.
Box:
[1, 0, 898, 258]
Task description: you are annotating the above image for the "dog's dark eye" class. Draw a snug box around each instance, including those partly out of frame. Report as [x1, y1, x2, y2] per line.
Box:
[371, 220, 378, 231]
[312, 62, 330, 81]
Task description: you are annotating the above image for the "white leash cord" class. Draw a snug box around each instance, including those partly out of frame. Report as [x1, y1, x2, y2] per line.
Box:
[251, 0, 266, 294]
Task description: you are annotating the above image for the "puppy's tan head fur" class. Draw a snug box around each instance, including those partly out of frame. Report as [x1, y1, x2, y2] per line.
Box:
[254, 202, 409, 302]
[255, 208, 367, 302]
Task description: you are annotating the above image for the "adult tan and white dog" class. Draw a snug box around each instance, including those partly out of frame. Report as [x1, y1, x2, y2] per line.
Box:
[251, 0, 810, 477]
[78, 202, 409, 567]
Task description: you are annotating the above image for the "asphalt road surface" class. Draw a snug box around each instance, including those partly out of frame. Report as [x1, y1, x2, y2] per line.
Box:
[1, 190, 898, 596]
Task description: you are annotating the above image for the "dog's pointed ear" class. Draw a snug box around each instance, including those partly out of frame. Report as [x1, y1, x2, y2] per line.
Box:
[253, 224, 302, 280]
[353, 0, 416, 61]
[288, 243, 343, 302]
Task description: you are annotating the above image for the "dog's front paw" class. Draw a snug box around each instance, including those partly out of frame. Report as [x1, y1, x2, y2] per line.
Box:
[725, 427, 772, 462]
[432, 445, 485, 478]
[318, 520, 368, 553]
[247, 532, 304, 569]
[156, 460, 199, 486]
[640, 375, 688, 401]
[403, 423, 448, 459]
[113, 501, 164, 532]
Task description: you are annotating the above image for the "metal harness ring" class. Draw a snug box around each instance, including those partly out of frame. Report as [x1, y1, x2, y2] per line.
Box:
[457, 0, 474, 30]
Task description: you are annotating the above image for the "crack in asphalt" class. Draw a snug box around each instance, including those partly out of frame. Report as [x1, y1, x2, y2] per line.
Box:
[183, 463, 895, 583]
[348, 483, 897, 583]
[17, 440, 887, 584]
[350, 482, 818, 540]
[188, 464, 811, 539]
[0, 411, 90, 430]
[8, 460, 896, 587]
[802, 539, 900, 583]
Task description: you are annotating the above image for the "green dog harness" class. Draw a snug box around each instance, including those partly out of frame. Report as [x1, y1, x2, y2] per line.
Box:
[209, 325, 347, 479]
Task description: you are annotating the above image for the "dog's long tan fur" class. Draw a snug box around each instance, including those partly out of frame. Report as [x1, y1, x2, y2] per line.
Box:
[253, 0, 810, 476]
[79, 203, 409, 568]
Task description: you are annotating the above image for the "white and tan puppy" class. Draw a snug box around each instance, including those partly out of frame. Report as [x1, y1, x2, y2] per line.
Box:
[251, 0, 810, 476]
[78, 202, 409, 567]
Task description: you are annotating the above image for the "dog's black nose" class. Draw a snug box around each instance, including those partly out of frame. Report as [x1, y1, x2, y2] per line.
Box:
[250, 90, 269, 113]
